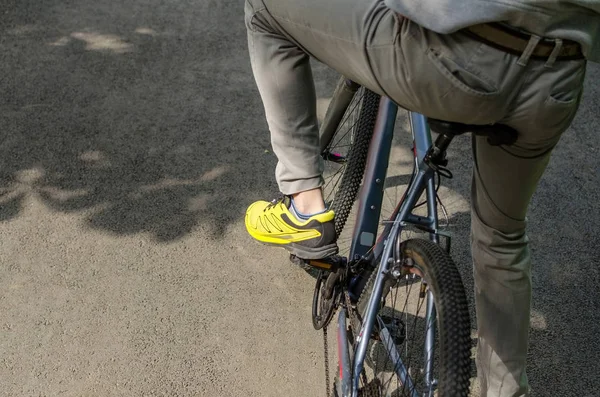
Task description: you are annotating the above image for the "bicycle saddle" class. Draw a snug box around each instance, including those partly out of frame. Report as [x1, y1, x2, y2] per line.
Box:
[427, 118, 518, 146]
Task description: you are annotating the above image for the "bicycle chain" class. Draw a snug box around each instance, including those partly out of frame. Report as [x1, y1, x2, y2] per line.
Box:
[344, 290, 358, 335]
[322, 289, 350, 397]
[345, 289, 370, 392]
[323, 325, 331, 396]
[321, 266, 369, 396]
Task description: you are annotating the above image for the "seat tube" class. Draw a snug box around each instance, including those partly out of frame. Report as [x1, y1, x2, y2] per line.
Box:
[411, 112, 439, 391]
[409, 112, 433, 163]
[411, 112, 439, 240]
[426, 176, 439, 243]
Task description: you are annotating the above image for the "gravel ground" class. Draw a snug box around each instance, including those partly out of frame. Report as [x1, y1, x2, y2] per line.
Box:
[1, 1, 598, 396]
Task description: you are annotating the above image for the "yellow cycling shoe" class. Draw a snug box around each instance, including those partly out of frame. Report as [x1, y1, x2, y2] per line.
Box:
[244, 196, 338, 259]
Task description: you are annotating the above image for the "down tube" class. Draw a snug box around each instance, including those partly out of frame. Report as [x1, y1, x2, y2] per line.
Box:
[349, 97, 398, 260]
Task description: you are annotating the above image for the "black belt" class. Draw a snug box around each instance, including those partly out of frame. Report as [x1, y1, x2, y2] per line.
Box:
[464, 23, 584, 61]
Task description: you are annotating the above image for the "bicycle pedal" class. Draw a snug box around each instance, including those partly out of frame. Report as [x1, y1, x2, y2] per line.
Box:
[290, 254, 344, 272]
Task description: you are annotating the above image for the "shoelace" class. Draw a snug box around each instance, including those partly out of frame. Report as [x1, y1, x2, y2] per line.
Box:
[264, 196, 286, 212]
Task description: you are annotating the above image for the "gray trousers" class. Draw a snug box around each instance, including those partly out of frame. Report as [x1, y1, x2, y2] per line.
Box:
[245, 0, 586, 395]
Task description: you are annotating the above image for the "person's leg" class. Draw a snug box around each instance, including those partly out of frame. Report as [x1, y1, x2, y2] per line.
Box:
[471, 58, 586, 396]
[245, 0, 320, 206]
[244, 0, 415, 259]
[245, 0, 404, 200]
[471, 139, 545, 397]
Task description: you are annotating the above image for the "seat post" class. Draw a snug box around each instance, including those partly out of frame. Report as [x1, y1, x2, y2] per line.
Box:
[433, 132, 455, 153]
[424, 132, 455, 169]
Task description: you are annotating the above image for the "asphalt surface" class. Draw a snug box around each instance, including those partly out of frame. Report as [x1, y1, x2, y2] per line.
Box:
[0, 1, 598, 396]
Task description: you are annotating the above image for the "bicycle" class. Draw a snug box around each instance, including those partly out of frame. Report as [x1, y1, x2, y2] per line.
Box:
[291, 76, 519, 396]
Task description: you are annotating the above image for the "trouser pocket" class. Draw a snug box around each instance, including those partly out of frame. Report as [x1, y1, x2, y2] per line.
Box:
[419, 45, 505, 123]
[398, 24, 511, 124]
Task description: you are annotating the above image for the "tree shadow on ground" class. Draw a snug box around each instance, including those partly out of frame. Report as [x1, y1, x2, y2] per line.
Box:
[0, 0, 339, 241]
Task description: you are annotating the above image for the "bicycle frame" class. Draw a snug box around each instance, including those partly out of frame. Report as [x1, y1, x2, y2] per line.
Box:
[337, 97, 443, 397]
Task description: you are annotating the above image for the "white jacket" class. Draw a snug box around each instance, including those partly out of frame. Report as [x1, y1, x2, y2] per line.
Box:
[386, 0, 600, 61]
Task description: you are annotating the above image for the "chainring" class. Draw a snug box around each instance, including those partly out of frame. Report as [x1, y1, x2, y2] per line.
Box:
[312, 270, 342, 330]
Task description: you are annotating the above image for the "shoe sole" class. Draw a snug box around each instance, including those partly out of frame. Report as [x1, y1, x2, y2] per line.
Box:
[258, 240, 339, 260]
[285, 242, 339, 260]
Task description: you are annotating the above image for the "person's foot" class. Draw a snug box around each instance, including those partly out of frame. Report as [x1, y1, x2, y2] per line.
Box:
[244, 196, 338, 259]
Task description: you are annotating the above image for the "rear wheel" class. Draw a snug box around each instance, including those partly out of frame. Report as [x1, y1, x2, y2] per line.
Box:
[320, 78, 381, 247]
[353, 238, 471, 396]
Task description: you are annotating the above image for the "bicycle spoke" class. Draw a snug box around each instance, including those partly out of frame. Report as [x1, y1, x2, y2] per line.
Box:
[384, 185, 398, 220]
[330, 94, 366, 150]
[400, 288, 426, 396]
[329, 95, 363, 149]
[326, 167, 349, 206]
[335, 91, 362, 131]
[380, 287, 401, 393]
[328, 143, 353, 149]
[332, 90, 364, 142]
[385, 280, 416, 395]
[323, 165, 346, 196]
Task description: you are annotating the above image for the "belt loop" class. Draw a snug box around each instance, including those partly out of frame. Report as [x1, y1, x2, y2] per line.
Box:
[545, 38, 563, 68]
[517, 34, 541, 67]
